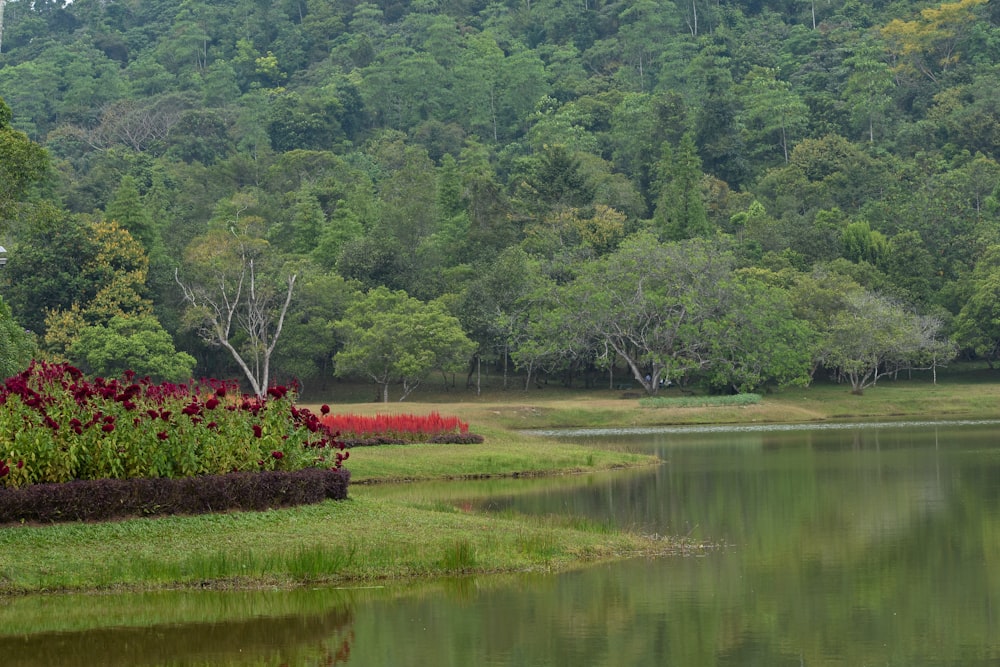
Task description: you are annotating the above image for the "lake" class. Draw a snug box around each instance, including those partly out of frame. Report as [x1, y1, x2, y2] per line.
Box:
[5, 420, 1000, 665]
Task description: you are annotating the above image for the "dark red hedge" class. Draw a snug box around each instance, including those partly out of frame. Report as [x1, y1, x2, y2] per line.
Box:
[0, 468, 350, 525]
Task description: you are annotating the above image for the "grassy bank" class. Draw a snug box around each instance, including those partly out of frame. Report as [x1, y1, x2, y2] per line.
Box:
[0, 434, 667, 595]
[4, 369, 1000, 595]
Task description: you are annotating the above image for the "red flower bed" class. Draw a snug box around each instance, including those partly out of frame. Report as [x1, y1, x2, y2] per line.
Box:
[0, 361, 348, 489]
[318, 410, 480, 446]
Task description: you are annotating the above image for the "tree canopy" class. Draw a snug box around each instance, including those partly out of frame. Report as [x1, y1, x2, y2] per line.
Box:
[0, 0, 995, 395]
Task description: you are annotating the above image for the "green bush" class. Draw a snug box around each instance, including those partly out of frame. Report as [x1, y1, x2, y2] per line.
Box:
[638, 393, 762, 409]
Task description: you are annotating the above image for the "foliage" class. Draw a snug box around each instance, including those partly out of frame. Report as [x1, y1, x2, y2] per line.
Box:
[0, 95, 48, 226]
[68, 314, 197, 383]
[0, 361, 347, 489]
[0, 0, 998, 394]
[0, 296, 35, 380]
[334, 287, 476, 402]
[514, 233, 814, 394]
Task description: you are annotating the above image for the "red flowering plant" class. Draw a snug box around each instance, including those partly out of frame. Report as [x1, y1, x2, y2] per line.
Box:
[318, 410, 478, 446]
[0, 361, 348, 489]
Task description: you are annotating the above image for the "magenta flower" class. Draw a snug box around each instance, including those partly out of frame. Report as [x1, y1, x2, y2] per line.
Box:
[321, 404, 330, 415]
[157, 431, 168, 440]
[252, 424, 262, 438]
[271, 450, 284, 460]
[101, 423, 115, 433]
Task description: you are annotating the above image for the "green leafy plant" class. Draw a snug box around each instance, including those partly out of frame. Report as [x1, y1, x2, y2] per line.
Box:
[0, 361, 348, 488]
[638, 394, 762, 408]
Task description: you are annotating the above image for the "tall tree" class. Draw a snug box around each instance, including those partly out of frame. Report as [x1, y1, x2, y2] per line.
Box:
[738, 67, 810, 166]
[0, 96, 48, 228]
[175, 222, 298, 398]
[843, 42, 894, 144]
[0, 297, 35, 381]
[690, 50, 749, 187]
[880, 0, 988, 83]
[653, 134, 710, 241]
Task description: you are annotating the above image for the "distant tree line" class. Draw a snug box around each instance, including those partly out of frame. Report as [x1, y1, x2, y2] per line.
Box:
[0, 0, 997, 398]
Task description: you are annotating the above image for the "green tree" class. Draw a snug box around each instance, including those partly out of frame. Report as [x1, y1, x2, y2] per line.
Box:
[0, 297, 36, 381]
[69, 314, 196, 382]
[954, 245, 1000, 364]
[456, 247, 537, 392]
[821, 290, 951, 393]
[525, 233, 731, 394]
[690, 50, 749, 186]
[270, 268, 359, 393]
[738, 66, 810, 166]
[0, 96, 48, 227]
[653, 134, 710, 241]
[701, 275, 815, 393]
[841, 219, 889, 265]
[334, 286, 475, 402]
[105, 175, 158, 254]
[843, 41, 894, 144]
[3, 204, 97, 334]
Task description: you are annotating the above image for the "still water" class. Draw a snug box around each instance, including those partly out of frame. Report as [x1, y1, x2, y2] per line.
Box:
[6, 421, 1000, 666]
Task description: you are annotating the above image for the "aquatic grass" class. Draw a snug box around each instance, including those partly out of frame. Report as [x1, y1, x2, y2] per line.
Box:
[440, 539, 477, 571]
[639, 393, 762, 408]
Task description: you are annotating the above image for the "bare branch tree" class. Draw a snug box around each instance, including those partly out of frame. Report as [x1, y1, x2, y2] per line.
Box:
[175, 226, 297, 397]
[87, 100, 183, 152]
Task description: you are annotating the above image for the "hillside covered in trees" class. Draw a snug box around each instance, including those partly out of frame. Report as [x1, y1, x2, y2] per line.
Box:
[0, 0, 998, 398]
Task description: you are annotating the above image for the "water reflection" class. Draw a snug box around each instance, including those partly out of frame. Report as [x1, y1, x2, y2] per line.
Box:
[1, 588, 356, 667]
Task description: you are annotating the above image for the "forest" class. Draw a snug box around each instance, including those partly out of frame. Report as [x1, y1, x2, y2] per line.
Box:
[0, 0, 998, 399]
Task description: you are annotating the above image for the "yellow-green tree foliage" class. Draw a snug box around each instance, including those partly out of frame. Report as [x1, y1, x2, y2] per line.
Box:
[44, 219, 153, 358]
[881, 0, 989, 82]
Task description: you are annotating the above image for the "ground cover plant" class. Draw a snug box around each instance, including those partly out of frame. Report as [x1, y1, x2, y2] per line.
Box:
[0, 361, 350, 522]
[319, 410, 483, 446]
[638, 394, 763, 409]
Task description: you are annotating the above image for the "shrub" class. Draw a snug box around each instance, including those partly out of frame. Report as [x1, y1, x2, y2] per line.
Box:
[0, 361, 348, 489]
[638, 393, 762, 408]
[0, 468, 350, 524]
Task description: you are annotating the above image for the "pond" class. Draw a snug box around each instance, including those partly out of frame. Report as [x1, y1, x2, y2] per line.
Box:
[5, 420, 1000, 666]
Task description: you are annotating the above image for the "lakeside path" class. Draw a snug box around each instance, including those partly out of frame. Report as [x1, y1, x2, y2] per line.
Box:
[4, 376, 1000, 595]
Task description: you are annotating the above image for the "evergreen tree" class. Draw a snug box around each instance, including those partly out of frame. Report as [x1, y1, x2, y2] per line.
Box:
[654, 134, 711, 241]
